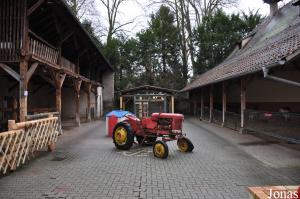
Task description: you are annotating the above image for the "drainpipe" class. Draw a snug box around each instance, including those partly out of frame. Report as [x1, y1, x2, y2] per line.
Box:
[262, 59, 300, 87]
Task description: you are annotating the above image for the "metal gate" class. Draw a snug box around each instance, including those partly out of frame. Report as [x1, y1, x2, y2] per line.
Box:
[134, 95, 167, 118]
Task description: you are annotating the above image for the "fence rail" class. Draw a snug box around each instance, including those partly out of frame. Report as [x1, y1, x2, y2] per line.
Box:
[212, 109, 222, 125]
[61, 57, 76, 73]
[0, 116, 59, 174]
[29, 36, 59, 65]
[245, 109, 300, 143]
[224, 111, 241, 131]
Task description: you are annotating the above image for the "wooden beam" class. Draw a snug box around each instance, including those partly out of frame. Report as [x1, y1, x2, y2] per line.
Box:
[0, 63, 20, 82]
[62, 31, 75, 43]
[120, 96, 123, 110]
[86, 83, 92, 122]
[73, 79, 82, 126]
[12, 98, 18, 121]
[73, 35, 80, 51]
[29, 30, 57, 49]
[79, 49, 88, 58]
[50, 69, 66, 88]
[48, 69, 66, 114]
[209, 85, 213, 123]
[38, 74, 56, 87]
[27, 0, 46, 16]
[52, 13, 62, 36]
[19, 59, 28, 122]
[73, 79, 82, 92]
[27, 62, 39, 82]
[222, 81, 227, 127]
[59, 74, 66, 88]
[171, 95, 175, 113]
[240, 78, 246, 129]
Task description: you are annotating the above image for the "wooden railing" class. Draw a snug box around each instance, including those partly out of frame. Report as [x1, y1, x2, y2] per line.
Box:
[28, 32, 78, 74]
[0, 116, 60, 174]
[29, 36, 59, 65]
[61, 57, 76, 73]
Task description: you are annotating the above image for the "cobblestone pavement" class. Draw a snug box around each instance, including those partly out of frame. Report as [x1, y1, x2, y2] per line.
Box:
[0, 119, 299, 199]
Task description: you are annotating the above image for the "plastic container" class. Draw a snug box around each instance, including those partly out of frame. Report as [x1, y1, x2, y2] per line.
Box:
[105, 110, 134, 137]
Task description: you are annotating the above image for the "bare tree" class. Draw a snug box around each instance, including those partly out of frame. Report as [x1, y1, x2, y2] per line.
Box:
[188, 0, 238, 26]
[97, 0, 134, 43]
[149, 0, 238, 77]
[65, 0, 96, 20]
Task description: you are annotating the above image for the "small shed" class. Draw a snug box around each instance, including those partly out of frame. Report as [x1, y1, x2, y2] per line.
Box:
[118, 85, 178, 118]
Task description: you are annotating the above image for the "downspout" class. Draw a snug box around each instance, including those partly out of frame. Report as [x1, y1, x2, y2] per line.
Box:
[262, 59, 300, 87]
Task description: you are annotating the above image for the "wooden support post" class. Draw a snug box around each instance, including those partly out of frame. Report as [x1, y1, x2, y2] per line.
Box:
[209, 85, 214, 123]
[86, 83, 92, 122]
[200, 89, 204, 120]
[8, 120, 16, 131]
[19, 3, 29, 122]
[222, 81, 227, 127]
[171, 95, 175, 113]
[12, 98, 18, 120]
[193, 100, 197, 116]
[122, 97, 126, 110]
[19, 59, 28, 122]
[48, 143, 56, 152]
[94, 87, 99, 119]
[120, 96, 123, 110]
[56, 88, 62, 113]
[164, 96, 167, 113]
[240, 78, 246, 130]
[99, 87, 103, 117]
[50, 71, 66, 114]
[73, 79, 82, 126]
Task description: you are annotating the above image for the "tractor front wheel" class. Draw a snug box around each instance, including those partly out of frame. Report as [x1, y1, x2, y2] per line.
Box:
[153, 141, 169, 159]
[177, 137, 194, 152]
[113, 122, 134, 150]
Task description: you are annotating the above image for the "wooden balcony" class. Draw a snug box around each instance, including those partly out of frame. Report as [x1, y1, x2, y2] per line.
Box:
[29, 35, 76, 74]
[29, 36, 59, 65]
[61, 57, 76, 73]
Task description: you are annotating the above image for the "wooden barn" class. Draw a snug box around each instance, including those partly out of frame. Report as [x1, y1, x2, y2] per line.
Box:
[0, 0, 114, 131]
[182, 0, 300, 143]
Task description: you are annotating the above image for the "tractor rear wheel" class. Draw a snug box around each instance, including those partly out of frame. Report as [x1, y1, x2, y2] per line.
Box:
[177, 137, 194, 152]
[113, 122, 134, 150]
[153, 141, 169, 159]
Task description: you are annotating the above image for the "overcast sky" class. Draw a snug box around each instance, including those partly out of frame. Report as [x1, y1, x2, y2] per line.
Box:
[94, 0, 290, 37]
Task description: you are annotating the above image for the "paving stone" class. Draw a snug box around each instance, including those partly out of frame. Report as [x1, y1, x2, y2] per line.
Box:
[0, 119, 299, 199]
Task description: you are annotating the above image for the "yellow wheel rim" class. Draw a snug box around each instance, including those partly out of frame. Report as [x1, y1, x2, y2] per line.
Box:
[178, 139, 188, 152]
[154, 143, 165, 158]
[114, 127, 127, 145]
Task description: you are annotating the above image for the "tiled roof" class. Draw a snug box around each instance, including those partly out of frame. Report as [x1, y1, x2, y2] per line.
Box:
[182, 2, 300, 92]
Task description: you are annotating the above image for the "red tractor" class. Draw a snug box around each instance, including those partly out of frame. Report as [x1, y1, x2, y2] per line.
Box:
[112, 113, 194, 159]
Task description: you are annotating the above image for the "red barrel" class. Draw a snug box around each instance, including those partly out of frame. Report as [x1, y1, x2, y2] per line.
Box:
[106, 115, 118, 137]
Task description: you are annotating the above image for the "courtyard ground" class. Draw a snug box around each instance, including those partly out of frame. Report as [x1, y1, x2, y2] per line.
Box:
[0, 118, 299, 199]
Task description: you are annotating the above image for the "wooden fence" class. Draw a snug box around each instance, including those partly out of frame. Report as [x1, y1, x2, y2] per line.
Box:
[0, 116, 60, 174]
